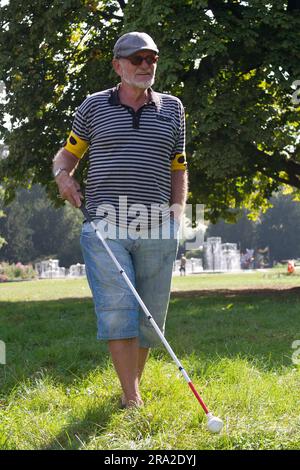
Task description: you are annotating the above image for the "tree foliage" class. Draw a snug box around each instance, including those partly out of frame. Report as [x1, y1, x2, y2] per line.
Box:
[208, 191, 300, 261]
[1, 0, 300, 222]
[0, 185, 83, 266]
[256, 192, 300, 261]
[207, 208, 256, 251]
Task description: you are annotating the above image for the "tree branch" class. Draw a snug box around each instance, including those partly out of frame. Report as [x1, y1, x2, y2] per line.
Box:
[251, 146, 300, 189]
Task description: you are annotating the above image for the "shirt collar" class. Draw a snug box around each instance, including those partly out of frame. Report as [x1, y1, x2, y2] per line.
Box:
[108, 83, 160, 108]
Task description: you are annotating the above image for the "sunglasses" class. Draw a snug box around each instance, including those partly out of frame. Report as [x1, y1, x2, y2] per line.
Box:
[121, 54, 159, 66]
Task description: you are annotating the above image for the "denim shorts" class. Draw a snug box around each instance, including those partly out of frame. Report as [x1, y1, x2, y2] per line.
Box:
[80, 220, 179, 348]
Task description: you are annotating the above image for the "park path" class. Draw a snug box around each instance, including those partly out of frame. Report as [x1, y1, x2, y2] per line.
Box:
[171, 286, 300, 297]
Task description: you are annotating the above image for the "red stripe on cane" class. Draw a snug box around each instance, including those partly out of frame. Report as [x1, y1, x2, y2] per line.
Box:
[188, 382, 209, 415]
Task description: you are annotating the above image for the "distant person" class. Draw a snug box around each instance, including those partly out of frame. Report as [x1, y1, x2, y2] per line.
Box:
[179, 254, 187, 276]
[287, 260, 295, 274]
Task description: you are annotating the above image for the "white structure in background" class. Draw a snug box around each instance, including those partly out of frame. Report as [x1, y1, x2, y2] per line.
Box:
[0, 144, 9, 160]
[35, 259, 66, 278]
[69, 263, 86, 277]
[203, 237, 241, 272]
[35, 259, 86, 278]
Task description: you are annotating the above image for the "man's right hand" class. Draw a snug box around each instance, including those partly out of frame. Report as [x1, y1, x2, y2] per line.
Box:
[56, 172, 84, 208]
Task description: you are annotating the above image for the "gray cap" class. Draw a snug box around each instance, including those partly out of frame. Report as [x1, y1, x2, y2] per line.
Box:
[113, 32, 159, 58]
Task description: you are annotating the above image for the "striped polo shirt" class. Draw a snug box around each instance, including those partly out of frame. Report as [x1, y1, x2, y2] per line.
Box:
[68, 84, 186, 226]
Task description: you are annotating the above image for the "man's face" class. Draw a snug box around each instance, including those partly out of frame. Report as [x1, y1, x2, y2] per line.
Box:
[113, 50, 158, 89]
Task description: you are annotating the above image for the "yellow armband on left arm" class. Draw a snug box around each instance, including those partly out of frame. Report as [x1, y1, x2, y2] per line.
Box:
[63, 130, 89, 159]
[170, 152, 187, 171]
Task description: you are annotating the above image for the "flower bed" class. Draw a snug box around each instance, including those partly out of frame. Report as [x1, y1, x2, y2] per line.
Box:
[0, 262, 37, 282]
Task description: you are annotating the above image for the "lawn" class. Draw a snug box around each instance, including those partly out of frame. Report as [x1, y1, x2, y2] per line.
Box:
[0, 272, 300, 450]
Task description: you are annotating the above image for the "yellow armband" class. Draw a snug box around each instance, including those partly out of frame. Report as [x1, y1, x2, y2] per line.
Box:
[63, 130, 89, 159]
[170, 152, 187, 171]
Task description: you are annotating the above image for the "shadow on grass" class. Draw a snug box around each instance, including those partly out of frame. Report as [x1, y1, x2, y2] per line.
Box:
[0, 298, 108, 393]
[42, 395, 120, 450]
[0, 297, 121, 449]
[1, 290, 298, 391]
[166, 291, 300, 371]
[0, 291, 299, 448]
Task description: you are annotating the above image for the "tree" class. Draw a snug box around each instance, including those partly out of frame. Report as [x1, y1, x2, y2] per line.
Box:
[207, 208, 257, 251]
[0, 1, 300, 222]
[0, 185, 83, 266]
[256, 192, 300, 261]
[0, 0, 124, 204]
[124, 0, 300, 221]
[207, 191, 300, 261]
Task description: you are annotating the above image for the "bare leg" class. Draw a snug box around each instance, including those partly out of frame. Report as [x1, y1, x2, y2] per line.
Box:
[108, 338, 149, 408]
[138, 347, 149, 382]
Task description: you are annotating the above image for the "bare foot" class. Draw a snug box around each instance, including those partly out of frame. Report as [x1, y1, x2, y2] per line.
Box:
[121, 394, 143, 409]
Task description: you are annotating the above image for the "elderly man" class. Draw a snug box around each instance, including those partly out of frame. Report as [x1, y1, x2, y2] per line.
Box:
[53, 32, 188, 408]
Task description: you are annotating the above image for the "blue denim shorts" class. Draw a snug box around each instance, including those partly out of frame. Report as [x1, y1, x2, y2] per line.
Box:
[80, 220, 179, 348]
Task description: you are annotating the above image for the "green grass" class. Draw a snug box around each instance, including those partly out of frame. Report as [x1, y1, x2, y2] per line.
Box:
[172, 268, 300, 291]
[0, 273, 300, 450]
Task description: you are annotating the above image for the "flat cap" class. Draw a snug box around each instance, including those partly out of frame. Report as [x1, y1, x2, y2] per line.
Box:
[113, 32, 159, 58]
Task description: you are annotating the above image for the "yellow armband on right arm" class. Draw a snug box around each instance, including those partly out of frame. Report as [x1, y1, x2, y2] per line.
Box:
[170, 152, 187, 171]
[63, 130, 89, 159]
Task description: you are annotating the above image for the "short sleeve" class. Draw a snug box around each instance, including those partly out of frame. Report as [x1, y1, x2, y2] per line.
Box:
[170, 101, 187, 171]
[63, 101, 90, 159]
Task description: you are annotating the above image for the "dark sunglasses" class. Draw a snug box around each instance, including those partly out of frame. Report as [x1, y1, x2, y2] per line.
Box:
[121, 54, 159, 66]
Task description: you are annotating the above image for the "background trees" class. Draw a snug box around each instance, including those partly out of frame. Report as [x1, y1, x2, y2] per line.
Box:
[1, 1, 300, 264]
[123, 0, 300, 220]
[0, 1, 300, 221]
[1, 185, 299, 265]
[256, 192, 300, 261]
[0, 185, 83, 266]
[208, 191, 300, 261]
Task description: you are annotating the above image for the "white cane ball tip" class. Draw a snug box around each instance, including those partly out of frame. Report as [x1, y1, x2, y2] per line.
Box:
[207, 416, 224, 433]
